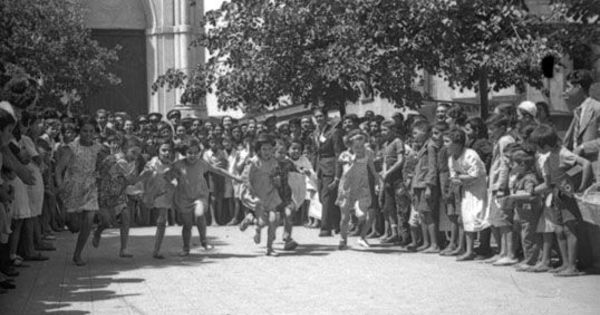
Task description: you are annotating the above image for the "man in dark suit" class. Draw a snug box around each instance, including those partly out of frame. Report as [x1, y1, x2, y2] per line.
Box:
[312, 108, 345, 237]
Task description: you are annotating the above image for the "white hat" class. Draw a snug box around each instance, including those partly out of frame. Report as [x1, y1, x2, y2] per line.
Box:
[518, 100, 537, 118]
[0, 101, 17, 120]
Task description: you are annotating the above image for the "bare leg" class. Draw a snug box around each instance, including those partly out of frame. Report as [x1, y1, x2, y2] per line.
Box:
[194, 200, 212, 250]
[457, 232, 476, 261]
[339, 209, 350, 247]
[180, 211, 193, 256]
[550, 225, 569, 273]
[73, 212, 94, 266]
[153, 208, 167, 259]
[530, 233, 553, 272]
[119, 207, 132, 257]
[266, 211, 278, 255]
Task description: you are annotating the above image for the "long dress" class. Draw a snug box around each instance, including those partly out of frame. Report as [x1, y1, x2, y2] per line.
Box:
[448, 148, 489, 232]
[21, 136, 44, 217]
[62, 141, 103, 213]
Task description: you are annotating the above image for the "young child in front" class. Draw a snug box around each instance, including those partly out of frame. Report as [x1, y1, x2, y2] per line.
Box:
[503, 148, 542, 271]
[529, 125, 591, 276]
[245, 134, 282, 256]
[410, 120, 440, 253]
[336, 129, 382, 250]
[168, 138, 242, 256]
[273, 140, 304, 251]
[140, 138, 175, 259]
[445, 127, 488, 261]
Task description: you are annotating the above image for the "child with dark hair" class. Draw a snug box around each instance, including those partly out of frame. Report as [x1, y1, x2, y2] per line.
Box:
[244, 133, 282, 256]
[378, 120, 405, 245]
[444, 127, 488, 261]
[464, 117, 493, 172]
[435, 121, 462, 256]
[167, 138, 241, 256]
[94, 137, 147, 258]
[55, 117, 104, 266]
[503, 149, 542, 271]
[140, 138, 175, 259]
[273, 140, 304, 251]
[529, 125, 592, 276]
[409, 120, 439, 253]
[483, 114, 516, 262]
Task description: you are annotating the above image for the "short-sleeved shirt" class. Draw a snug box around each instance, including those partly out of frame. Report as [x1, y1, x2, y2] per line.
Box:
[541, 146, 578, 186]
[381, 137, 405, 170]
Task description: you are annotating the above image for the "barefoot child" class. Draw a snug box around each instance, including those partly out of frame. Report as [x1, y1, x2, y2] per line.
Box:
[445, 128, 489, 261]
[410, 120, 440, 253]
[530, 125, 591, 277]
[336, 129, 382, 250]
[168, 138, 241, 256]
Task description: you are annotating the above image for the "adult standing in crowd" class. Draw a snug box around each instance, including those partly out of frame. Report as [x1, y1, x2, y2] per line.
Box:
[313, 108, 344, 237]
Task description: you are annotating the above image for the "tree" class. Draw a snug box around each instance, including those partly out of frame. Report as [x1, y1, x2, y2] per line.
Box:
[0, 0, 120, 110]
[403, 0, 563, 119]
[153, 0, 424, 114]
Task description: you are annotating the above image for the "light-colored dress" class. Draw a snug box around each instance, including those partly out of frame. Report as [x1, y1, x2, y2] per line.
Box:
[449, 148, 489, 232]
[335, 151, 373, 216]
[232, 149, 249, 199]
[62, 141, 103, 213]
[21, 136, 44, 217]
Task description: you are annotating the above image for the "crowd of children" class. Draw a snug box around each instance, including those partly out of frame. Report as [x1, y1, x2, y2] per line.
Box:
[0, 70, 598, 294]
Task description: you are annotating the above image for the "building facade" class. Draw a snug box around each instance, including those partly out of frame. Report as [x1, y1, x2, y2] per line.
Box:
[82, 0, 205, 117]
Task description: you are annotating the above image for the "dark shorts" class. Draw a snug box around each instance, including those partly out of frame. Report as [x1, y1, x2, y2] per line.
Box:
[413, 188, 439, 224]
[551, 190, 582, 224]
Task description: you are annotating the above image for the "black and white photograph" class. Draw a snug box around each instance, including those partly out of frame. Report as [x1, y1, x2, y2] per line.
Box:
[0, 0, 599, 314]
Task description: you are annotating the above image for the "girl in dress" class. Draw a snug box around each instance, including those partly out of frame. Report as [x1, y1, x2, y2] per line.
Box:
[55, 116, 105, 266]
[140, 138, 175, 259]
[444, 128, 489, 261]
[167, 138, 241, 256]
[336, 129, 382, 250]
[245, 133, 282, 256]
[94, 136, 147, 258]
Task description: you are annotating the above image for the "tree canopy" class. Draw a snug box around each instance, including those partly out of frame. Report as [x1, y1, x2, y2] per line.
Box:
[0, 0, 120, 109]
[154, 0, 598, 116]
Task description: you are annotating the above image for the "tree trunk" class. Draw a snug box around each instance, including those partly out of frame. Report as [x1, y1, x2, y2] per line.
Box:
[478, 68, 490, 119]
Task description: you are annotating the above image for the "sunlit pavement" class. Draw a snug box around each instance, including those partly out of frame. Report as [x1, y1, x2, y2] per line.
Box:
[1, 225, 599, 315]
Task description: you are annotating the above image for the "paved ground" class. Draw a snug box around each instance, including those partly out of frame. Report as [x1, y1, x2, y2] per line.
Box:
[1, 225, 599, 315]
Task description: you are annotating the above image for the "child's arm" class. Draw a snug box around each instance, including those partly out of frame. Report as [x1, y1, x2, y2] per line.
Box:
[368, 155, 383, 184]
[383, 139, 404, 180]
[203, 159, 243, 182]
[424, 142, 438, 197]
